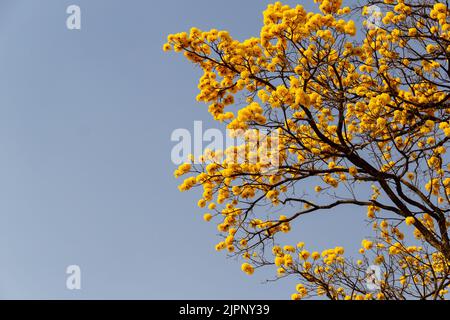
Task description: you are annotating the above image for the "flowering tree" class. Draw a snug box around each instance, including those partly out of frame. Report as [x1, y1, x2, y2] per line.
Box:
[164, 0, 450, 300]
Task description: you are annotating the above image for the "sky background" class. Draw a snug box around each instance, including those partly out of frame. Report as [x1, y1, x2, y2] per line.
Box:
[0, 0, 370, 299]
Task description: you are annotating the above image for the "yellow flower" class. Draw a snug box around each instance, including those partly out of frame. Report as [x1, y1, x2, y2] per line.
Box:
[283, 245, 296, 253]
[374, 255, 384, 264]
[344, 20, 356, 36]
[405, 217, 415, 226]
[311, 252, 321, 260]
[349, 166, 358, 176]
[197, 199, 206, 208]
[406, 172, 415, 180]
[361, 239, 373, 250]
[389, 243, 402, 255]
[162, 43, 171, 52]
[291, 293, 302, 300]
[215, 242, 226, 251]
[203, 213, 213, 222]
[241, 263, 254, 275]
[299, 250, 310, 260]
[274, 256, 285, 267]
[408, 28, 418, 36]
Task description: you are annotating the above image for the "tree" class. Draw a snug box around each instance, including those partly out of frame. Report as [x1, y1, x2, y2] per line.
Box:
[164, 0, 450, 300]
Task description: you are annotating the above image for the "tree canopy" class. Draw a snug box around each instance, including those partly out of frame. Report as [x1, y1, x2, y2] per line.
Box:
[165, 0, 450, 300]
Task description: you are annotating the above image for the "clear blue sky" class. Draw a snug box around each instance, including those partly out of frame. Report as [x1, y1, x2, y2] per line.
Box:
[0, 0, 369, 299]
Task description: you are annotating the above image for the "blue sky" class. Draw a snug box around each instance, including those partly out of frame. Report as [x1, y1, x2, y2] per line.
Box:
[0, 0, 370, 299]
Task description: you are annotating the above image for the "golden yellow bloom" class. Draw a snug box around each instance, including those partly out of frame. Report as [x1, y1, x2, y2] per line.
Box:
[283, 245, 296, 253]
[361, 239, 373, 250]
[274, 256, 285, 267]
[299, 250, 310, 260]
[291, 293, 302, 300]
[241, 263, 254, 275]
[405, 217, 415, 226]
[311, 252, 321, 260]
[349, 167, 358, 176]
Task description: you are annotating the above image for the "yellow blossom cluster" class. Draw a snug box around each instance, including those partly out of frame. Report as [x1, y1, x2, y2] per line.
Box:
[166, 0, 450, 300]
